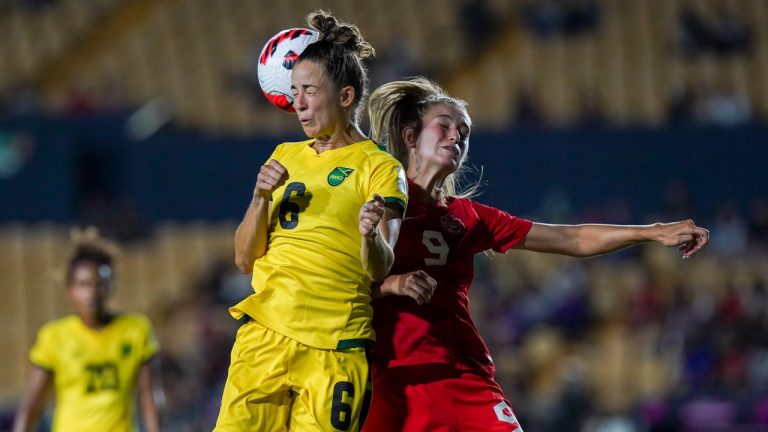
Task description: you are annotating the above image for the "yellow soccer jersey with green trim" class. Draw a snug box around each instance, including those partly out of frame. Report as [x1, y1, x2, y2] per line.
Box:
[231, 139, 408, 349]
[29, 314, 158, 432]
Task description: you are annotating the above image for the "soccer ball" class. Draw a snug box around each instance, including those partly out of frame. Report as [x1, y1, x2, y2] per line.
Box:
[257, 28, 319, 113]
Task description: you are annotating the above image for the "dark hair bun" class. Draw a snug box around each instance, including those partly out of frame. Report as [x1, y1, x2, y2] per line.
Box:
[307, 10, 375, 59]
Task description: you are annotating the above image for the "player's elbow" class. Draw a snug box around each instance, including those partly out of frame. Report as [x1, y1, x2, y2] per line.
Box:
[234, 255, 254, 274]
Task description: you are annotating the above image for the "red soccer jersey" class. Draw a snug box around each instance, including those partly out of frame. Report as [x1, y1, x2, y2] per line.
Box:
[372, 182, 532, 378]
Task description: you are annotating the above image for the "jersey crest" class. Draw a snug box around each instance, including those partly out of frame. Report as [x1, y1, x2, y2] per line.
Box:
[327, 166, 354, 186]
[441, 213, 466, 235]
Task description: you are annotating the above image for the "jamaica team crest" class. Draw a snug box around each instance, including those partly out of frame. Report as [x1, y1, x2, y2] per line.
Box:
[327, 167, 354, 186]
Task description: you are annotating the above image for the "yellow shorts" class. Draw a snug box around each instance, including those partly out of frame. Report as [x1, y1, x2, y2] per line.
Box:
[214, 318, 372, 431]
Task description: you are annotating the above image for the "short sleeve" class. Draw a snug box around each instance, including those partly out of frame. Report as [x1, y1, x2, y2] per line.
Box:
[29, 324, 56, 370]
[472, 201, 533, 253]
[367, 154, 408, 216]
[265, 143, 284, 164]
[139, 317, 160, 362]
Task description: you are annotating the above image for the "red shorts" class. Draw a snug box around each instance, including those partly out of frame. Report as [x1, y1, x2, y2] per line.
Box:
[363, 364, 523, 432]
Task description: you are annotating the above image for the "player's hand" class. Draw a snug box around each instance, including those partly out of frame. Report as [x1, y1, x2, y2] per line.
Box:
[359, 194, 385, 238]
[380, 271, 437, 305]
[653, 219, 709, 258]
[254, 160, 288, 199]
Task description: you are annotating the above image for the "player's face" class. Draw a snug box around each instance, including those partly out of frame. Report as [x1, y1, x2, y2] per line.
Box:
[291, 60, 347, 138]
[414, 103, 471, 172]
[68, 262, 111, 320]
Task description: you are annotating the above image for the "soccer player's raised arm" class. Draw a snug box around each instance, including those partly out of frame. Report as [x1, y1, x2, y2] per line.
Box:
[360, 194, 402, 281]
[234, 160, 288, 274]
[12, 366, 52, 432]
[517, 219, 709, 258]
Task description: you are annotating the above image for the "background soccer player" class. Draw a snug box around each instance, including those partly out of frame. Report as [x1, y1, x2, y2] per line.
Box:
[214, 11, 408, 431]
[12, 228, 162, 432]
[362, 78, 709, 431]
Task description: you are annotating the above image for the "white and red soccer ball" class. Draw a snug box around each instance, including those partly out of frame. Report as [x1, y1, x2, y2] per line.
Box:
[257, 28, 319, 113]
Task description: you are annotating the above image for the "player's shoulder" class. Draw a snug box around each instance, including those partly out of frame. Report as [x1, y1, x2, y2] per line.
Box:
[359, 140, 398, 162]
[272, 139, 313, 156]
[113, 313, 153, 329]
[36, 315, 79, 339]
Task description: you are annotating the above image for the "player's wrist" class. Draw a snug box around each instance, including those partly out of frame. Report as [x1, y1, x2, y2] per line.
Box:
[364, 227, 379, 241]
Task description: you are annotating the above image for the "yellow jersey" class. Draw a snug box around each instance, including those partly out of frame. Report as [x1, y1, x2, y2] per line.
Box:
[29, 314, 158, 432]
[231, 139, 408, 349]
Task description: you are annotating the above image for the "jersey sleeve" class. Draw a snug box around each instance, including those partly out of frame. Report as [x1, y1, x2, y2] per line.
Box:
[139, 316, 160, 362]
[29, 323, 56, 370]
[264, 143, 285, 164]
[472, 201, 533, 253]
[367, 154, 408, 215]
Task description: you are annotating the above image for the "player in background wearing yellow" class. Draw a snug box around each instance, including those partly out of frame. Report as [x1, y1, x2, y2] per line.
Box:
[363, 78, 710, 431]
[12, 227, 163, 432]
[214, 11, 407, 431]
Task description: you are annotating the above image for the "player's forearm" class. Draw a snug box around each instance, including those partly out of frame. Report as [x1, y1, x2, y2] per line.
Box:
[12, 399, 43, 432]
[361, 230, 395, 281]
[574, 224, 658, 256]
[138, 360, 163, 432]
[557, 224, 655, 257]
[13, 368, 51, 432]
[140, 394, 161, 432]
[234, 195, 270, 273]
[522, 223, 657, 257]
[11, 410, 33, 432]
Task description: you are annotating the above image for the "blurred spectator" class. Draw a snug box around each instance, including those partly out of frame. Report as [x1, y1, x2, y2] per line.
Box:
[677, 5, 751, 57]
[747, 196, 768, 246]
[522, 0, 601, 39]
[694, 85, 752, 127]
[369, 38, 418, 87]
[709, 202, 748, 255]
[0, 82, 43, 116]
[0, 130, 35, 178]
[513, 87, 546, 128]
[660, 180, 696, 222]
[667, 83, 697, 125]
[576, 85, 605, 128]
[460, 0, 499, 51]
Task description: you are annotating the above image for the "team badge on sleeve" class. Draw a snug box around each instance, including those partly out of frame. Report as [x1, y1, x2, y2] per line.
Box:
[494, 401, 522, 430]
[327, 167, 354, 186]
[396, 166, 408, 194]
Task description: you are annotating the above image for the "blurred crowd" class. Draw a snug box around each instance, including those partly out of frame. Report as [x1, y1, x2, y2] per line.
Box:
[1, 0, 764, 131]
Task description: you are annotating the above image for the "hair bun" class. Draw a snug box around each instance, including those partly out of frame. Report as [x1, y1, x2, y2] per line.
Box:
[307, 10, 375, 59]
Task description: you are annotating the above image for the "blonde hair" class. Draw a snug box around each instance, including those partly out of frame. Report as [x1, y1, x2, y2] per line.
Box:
[368, 77, 481, 200]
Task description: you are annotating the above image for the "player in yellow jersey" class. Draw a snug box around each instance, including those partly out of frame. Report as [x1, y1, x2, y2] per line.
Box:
[214, 11, 407, 432]
[12, 228, 163, 432]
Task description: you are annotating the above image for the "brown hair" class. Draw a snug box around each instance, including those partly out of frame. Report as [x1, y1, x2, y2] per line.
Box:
[298, 10, 375, 123]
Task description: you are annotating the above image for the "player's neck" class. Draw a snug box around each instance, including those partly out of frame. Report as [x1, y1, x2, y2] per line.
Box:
[80, 311, 113, 330]
[408, 167, 447, 205]
[312, 124, 367, 154]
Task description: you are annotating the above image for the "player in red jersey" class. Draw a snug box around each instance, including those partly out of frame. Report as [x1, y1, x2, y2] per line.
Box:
[362, 78, 710, 431]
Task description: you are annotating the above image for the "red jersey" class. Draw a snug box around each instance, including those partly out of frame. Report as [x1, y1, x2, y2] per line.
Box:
[372, 182, 532, 378]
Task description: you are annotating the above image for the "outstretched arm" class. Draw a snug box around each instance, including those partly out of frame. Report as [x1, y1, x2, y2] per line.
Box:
[138, 357, 163, 432]
[517, 219, 709, 258]
[234, 160, 288, 274]
[360, 195, 403, 281]
[12, 366, 52, 432]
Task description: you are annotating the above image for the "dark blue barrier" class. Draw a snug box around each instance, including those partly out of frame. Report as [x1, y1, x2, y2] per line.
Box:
[0, 114, 765, 224]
